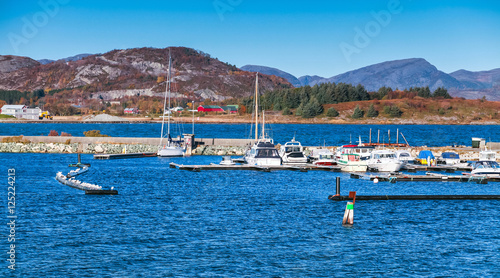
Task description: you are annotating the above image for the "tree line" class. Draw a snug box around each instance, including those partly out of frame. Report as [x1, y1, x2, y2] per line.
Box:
[239, 83, 452, 118]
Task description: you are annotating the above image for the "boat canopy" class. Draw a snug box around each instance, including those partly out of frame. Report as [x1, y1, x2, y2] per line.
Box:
[417, 150, 435, 159]
[441, 152, 459, 159]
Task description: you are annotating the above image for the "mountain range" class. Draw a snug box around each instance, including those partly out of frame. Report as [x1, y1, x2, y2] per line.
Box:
[243, 59, 500, 100]
[1, 47, 499, 101]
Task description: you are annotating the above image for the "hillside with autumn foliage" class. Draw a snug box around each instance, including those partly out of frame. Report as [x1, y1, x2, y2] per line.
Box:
[0, 47, 291, 115]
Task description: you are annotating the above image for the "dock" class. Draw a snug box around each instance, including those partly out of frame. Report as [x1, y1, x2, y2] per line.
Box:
[94, 152, 157, 159]
[169, 162, 342, 172]
[350, 172, 499, 183]
[405, 164, 472, 172]
[329, 194, 500, 201]
[85, 189, 118, 195]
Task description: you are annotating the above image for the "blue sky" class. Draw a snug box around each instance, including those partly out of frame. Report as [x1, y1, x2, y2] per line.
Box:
[1, 0, 499, 78]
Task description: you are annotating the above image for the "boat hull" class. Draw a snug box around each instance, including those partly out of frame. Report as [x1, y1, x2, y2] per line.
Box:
[158, 146, 184, 157]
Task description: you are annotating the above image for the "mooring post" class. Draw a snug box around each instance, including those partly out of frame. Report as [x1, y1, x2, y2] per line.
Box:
[335, 177, 340, 196]
[342, 191, 356, 225]
[78, 153, 81, 164]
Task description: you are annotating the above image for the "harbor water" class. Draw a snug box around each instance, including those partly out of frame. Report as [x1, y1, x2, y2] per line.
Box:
[1, 152, 499, 277]
[2, 123, 500, 146]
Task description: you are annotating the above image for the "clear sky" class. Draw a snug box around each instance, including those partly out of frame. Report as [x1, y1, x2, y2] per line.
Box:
[1, 0, 499, 78]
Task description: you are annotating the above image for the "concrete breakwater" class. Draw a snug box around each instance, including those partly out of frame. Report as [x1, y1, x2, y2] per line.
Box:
[0, 136, 250, 155]
[1, 135, 499, 159]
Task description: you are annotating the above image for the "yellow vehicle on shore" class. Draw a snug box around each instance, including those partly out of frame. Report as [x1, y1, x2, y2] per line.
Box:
[39, 111, 53, 120]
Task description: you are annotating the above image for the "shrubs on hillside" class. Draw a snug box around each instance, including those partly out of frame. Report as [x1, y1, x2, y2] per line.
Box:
[326, 107, 339, 117]
[83, 130, 110, 137]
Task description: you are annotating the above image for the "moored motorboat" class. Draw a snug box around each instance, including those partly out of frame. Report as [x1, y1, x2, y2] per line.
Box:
[437, 151, 461, 165]
[279, 138, 308, 164]
[471, 160, 500, 175]
[335, 144, 374, 161]
[337, 153, 367, 172]
[367, 150, 403, 172]
[220, 156, 235, 165]
[309, 148, 336, 166]
[415, 150, 435, 165]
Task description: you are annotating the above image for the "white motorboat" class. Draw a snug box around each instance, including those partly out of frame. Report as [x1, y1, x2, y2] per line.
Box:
[337, 153, 367, 172]
[158, 50, 185, 157]
[479, 149, 496, 161]
[243, 73, 281, 166]
[279, 138, 308, 164]
[245, 140, 282, 166]
[220, 156, 235, 165]
[309, 148, 336, 166]
[471, 160, 500, 175]
[395, 150, 415, 164]
[367, 150, 403, 172]
[437, 151, 461, 165]
[335, 144, 374, 161]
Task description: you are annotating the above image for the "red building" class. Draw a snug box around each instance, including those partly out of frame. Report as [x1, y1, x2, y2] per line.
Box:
[197, 105, 224, 112]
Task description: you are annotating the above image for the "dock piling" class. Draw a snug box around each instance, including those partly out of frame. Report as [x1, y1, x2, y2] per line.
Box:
[335, 177, 340, 196]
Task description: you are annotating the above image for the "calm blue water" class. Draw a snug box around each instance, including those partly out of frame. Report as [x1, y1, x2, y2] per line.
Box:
[1, 153, 499, 277]
[1, 122, 500, 146]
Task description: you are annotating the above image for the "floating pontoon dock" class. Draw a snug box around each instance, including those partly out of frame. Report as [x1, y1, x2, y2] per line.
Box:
[169, 162, 341, 172]
[404, 164, 472, 172]
[328, 177, 500, 201]
[94, 152, 157, 159]
[350, 172, 500, 183]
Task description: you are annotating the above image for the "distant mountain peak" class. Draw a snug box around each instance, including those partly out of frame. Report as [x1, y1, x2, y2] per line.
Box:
[240, 65, 301, 87]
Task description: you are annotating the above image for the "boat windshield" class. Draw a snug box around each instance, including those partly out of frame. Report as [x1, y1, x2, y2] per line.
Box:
[285, 146, 302, 153]
[256, 149, 280, 158]
[319, 155, 333, 159]
[475, 161, 500, 169]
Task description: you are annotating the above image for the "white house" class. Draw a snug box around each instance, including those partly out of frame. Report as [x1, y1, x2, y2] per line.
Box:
[1, 105, 41, 119]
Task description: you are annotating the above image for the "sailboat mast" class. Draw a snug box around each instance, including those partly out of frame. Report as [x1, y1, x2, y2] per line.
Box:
[167, 50, 172, 137]
[262, 110, 265, 139]
[254, 73, 259, 141]
[159, 50, 170, 146]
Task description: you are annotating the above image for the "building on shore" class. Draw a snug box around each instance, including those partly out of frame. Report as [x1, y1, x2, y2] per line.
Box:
[198, 105, 224, 113]
[1, 105, 41, 119]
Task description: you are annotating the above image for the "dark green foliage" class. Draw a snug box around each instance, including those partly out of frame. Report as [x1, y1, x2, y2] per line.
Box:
[302, 97, 324, 118]
[366, 104, 379, 117]
[351, 105, 364, 119]
[384, 105, 403, 117]
[433, 87, 452, 99]
[326, 107, 339, 117]
[282, 107, 292, 115]
[0, 90, 29, 104]
[416, 86, 432, 98]
[295, 103, 304, 116]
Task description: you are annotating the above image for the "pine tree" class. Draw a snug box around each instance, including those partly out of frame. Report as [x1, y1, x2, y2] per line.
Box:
[282, 107, 292, 115]
[295, 103, 304, 116]
[366, 104, 379, 117]
[351, 105, 364, 119]
[326, 107, 339, 117]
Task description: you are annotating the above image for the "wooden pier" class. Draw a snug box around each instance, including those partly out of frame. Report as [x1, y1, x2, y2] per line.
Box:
[94, 152, 157, 159]
[169, 162, 341, 172]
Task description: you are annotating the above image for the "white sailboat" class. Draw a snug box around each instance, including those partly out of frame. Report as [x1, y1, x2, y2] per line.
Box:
[158, 50, 185, 157]
[243, 73, 281, 166]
